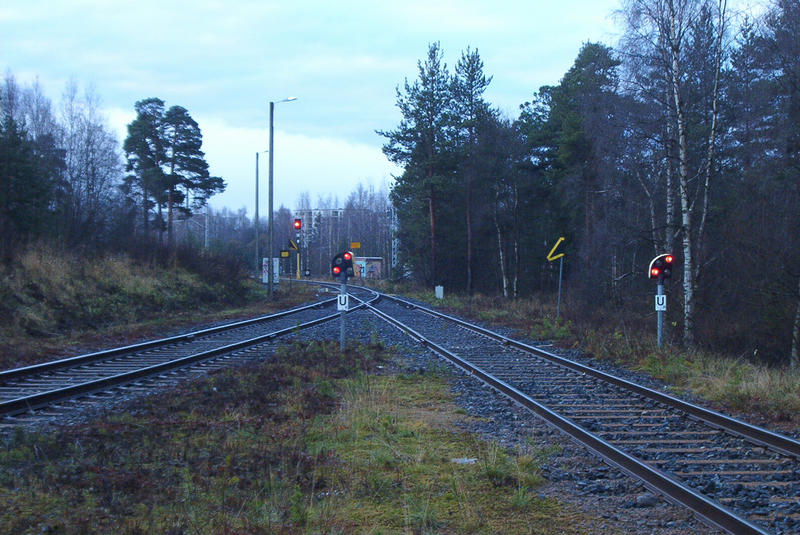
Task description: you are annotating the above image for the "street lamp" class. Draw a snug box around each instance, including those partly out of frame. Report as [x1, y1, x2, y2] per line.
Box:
[255, 150, 268, 281]
[267, 96, 298, 299]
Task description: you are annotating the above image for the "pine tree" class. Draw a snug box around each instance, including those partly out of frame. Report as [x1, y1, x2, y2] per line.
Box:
[452, 47, 492, 294]
[163, 105, 224, 247]
[379, 42, 455, 285]
[123, 98, 224, 248]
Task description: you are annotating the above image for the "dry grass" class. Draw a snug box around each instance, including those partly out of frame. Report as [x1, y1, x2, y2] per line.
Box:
[1, 341, 613, 534]
[0, 243, 310, 370]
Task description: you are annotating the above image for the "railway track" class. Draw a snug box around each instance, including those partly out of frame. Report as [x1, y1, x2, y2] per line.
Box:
[353, 289, 800, 535]
[0, 285, 378, 422]
[4, 280, 799, 534]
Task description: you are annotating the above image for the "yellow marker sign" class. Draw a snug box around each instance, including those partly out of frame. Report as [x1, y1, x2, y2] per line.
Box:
[350, 241, 361, 249]
[288, 240, 299, 251]
[280, 250, 290, 258]
[547, 237, 566, 262]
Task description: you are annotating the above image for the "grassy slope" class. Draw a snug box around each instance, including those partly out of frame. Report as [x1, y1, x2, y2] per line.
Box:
[0, 245, 314, 370]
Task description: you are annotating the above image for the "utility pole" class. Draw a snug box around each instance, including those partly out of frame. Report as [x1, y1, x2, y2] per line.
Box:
[268, 102, 274, 299]
[255, 151, 260, 279]
[267, 97, 297, 299]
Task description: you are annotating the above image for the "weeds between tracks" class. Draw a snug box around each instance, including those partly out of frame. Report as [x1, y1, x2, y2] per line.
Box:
[1, 339, 606, 534]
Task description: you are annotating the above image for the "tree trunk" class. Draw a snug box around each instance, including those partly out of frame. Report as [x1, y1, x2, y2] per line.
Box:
[167, 190, 174, 249]
[695, 0, 726, 279]
[429, 185, 437, 285]
[669, 3, 696, 347]
[493, 202, 509, 298]
[466, 183, 473, 294]
[792, 275, 800, 370]
[157, 202, 164, 246]
[665, 112, 675, 251]
[635, 170, 659, 256]
[512, 183, 520, 298]
[143, 185, 149, 239]
[168, 148, 176, 250]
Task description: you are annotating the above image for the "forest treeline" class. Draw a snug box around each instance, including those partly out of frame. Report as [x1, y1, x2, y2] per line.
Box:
[0, 78, 215, 256]
[380, 0, 800, 365]
[0, 73, 392, 280]
[1, 0, 798, 365]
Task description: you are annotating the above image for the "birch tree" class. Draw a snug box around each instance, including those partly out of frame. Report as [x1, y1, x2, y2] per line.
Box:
[622, 0, 728, 346]
[59, 80, 121, 246]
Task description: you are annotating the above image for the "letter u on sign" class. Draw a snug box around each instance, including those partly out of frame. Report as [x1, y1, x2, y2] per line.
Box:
[337, 294, 349, 311]
[655, 295, 667, 311]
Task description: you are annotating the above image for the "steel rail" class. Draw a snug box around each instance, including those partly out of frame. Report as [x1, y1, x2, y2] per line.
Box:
[380, 293, 800, 460]
[362, 298, 770, 535]
[0, 298, 337, 381]
[2, 292, 378, 417]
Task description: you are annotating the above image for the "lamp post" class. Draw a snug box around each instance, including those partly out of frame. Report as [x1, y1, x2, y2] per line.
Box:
[267, 96, 297, 299]
[255, 150, 268, 281]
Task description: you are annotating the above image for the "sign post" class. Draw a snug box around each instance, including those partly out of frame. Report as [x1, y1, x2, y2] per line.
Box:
[547, 237, 566, 319]
[655, 285, 667, 348]
[338, 282, 348, 351]
[289, 239, 300, 280]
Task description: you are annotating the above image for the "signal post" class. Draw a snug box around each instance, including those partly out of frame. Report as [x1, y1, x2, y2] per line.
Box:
[648, 254, 674, 349]
[331, 251, 354, 351]
[293, 218, 302, 279]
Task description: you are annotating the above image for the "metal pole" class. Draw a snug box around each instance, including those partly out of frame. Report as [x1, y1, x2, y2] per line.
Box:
[255, 152, 259, 279]
[340, 279, 346, 351]
[657, 283, 664, 349]
[557, 256, 563, 319]
[268, 101, 275, 299]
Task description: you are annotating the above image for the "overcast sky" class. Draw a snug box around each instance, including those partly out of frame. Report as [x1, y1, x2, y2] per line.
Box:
[0, 0, 760, 214]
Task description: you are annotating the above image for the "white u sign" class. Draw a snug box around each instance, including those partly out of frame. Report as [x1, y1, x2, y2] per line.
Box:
[655, 294, 667, 311]
[337, 294, 349, 311]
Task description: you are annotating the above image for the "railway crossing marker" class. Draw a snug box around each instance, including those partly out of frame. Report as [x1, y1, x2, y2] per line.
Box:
[547, 237, 566, 318]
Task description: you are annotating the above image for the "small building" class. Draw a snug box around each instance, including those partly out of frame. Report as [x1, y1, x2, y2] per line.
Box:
[353, 257, 383, 279]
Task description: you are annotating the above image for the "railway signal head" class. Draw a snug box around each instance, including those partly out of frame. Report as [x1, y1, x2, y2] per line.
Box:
[331, 251, 354, 280]
[293, 218, 302, 230]
[648, 253, 674, 282]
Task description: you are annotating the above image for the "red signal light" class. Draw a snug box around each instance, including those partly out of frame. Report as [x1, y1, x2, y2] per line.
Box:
[648, 253, 674, 281]
[343, 251, 352, 261]
[332, 266, 342, 275]
[293, 218, 302, 230]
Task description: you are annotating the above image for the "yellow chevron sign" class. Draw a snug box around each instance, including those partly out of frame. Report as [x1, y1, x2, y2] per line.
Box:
[547, 237, 566, 262]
